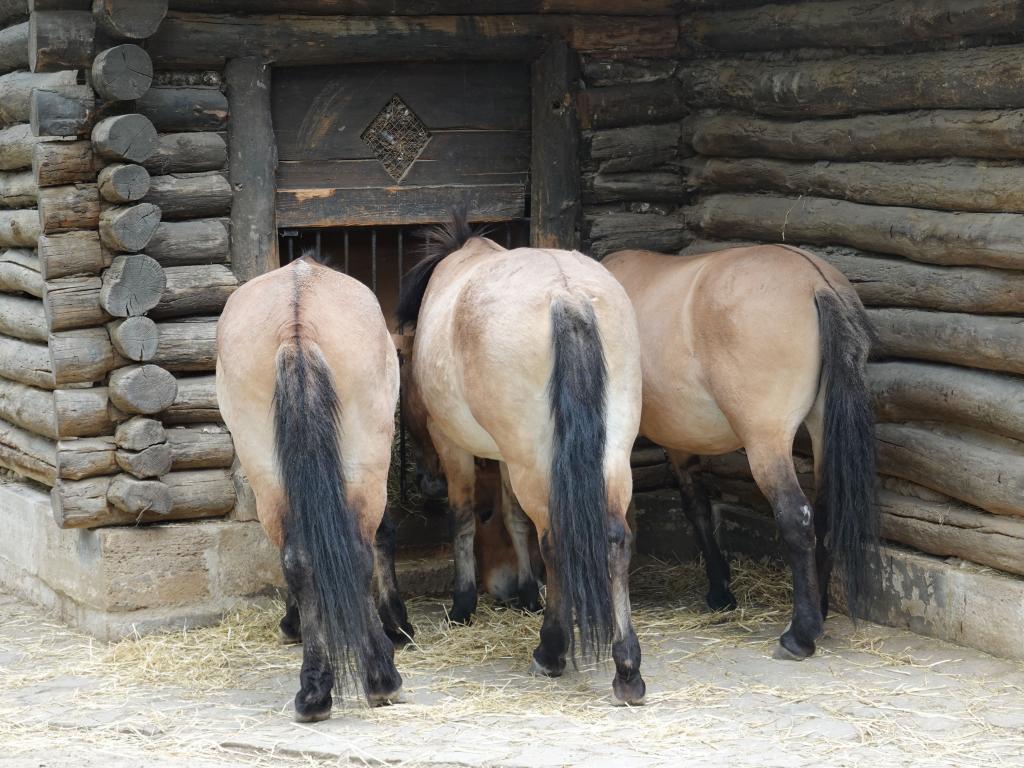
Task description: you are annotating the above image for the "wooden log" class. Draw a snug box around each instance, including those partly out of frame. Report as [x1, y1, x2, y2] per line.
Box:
[160, 372, 217, 423]
[165, 423, 232, 470]
[687, 157, 1024, 215]
[869, 308, 1024, 377]
[53, 385, 114, 437]
[682, 0, 1024, 52]
[148, 13, 675, 69]
[686, 194, 1024, 271]
[37, 230, 105, 278]
[98, 202, 160, 251]
[684, 110, 1024, 162]
[30, 84, 95, 136]
[876, 422, 1024, 518]
[869, 361, 1024, 444]
[114, 416, 163, 451]
[37, 181, 99, 232]
[0, 0, 26, 24]
[107, 472, 171, 515]
[585, 211, 687, 258]
[633, 461, 673, 491]
[28, 10, 93, 72]
[0, 69, 76, 125]
[0, 123, 62, 170]
[577, 79, 687, 130]
[681, 47, 1024, 118]
[91, 43, 153, 102]
[151, 316, 215, 372]
[0, 377, 57, 437]
[0, 333, 52, 387]
[97, 162, 148, 203]
[226, 57, 273, 281]
[56, 435, 115, 479]
[587, 123, 681, 173]
[107, 314, 156, 360]
[49, 326, 114, 384]
[32, 139, 95, 186]
[0, 291, 45, 340]
[115, 441, 171, 478]
[0, 209, 40, 246]
[144, 217, 227, 266]
[0, 21, 29, 74]
[151, 263, 235, 318]
[93, 0, 167, 40]
[0, 415, 56, 484]
[42, 274, 106, 330]
[144, 171, 229, 220]
[816, 247, 1024, 315]
[879, 490, 1024, 578]
[91, 113, 157, 162]
[530, 40, 579, 249]
[167, 0, 677, 13]
[0, 169, 36, 207]
[99, 252, 164, 316]
[136, 86, 227, 132]
[141, 131, 225, 174]
[51, 475, 111, 527]
[584, 170, 683, 204]
[108, 362, 176, 413]
[0, 246, 41, 294]
[29, 2, 93, 10]
[164, 468, 234, 517]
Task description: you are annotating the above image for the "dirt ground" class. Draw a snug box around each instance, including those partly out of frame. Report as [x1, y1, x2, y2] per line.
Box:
[2, 559, 1023, 768]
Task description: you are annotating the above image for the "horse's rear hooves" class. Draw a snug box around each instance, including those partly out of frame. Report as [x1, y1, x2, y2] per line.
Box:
[278, 626, 302, 645]
[529, 656, 564, 678]
[772, 639, 814, 661]
[293, 704, 331, 723]
[706, 590, 738, 613]
[612, 673, 647, 706]
[369, 687, 404, 707]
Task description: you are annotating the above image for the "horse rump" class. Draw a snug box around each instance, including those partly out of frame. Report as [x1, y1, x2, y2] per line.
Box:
[815, 289, 880, 619]
[547, 298, 614, 660]
[274, 341, 374, 700]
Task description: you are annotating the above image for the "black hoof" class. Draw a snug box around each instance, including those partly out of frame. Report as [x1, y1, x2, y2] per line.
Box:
[294, 691, 332, 722]
[612, 672, 646, 706]
[518, 581, 542, 613]
[820, 594, 831, 621]
[774, 629, 815, 661]
[706, 588, 737, 613]
[447, 606, 473, 625]
[369, 686, 404, 707]
[383, 619, 415, 647]
[530, 648, 565, 678]
[278, 624, 302, 645]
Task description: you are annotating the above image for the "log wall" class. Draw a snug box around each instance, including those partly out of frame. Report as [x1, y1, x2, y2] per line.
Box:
[0, 1, 237, 529]
[677, 0, 1024, 579]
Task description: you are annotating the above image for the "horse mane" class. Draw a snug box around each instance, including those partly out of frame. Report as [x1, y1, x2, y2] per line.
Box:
[395, 206, 485, 330]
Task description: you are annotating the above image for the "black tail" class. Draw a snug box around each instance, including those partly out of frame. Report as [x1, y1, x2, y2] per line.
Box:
[274, 342, 373, 698]
[815, 290, 880, 619]
[395, 205, 483, 331]
[548, 299, 614, 659]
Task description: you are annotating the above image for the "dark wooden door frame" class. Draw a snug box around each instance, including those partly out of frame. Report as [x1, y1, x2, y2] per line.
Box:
[226, 37, 581, 281]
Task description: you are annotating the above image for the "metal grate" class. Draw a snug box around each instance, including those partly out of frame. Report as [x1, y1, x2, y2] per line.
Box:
[360, 95, 431, 182]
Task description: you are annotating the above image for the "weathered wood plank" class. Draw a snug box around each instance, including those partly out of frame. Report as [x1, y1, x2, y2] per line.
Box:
[53, 386, 114, 438]
[586, 123, 681, 173]
[28, 10, 94, 72]
[870, 361, 1024, 444]
[165, 423, 232, 470]
[32, 139, 96, 186]
[0, 123, 64, 170]
[0, 69, 75, 125]
[30, 84, 94, 136]
[0, 21, 29, 74]
[37, 181, 99, 232]
[531, 40, 579, 249]
[144, 171, 230, 220]
[586, 211, 687, 258]
[876, 422, 1024, 518]
[144, 217, 227, 266]
[0, 246, 41, 294]
[681, 46, 1024, 117]
[43, 274, 107, 330]
[57, 436, 115, 480]
[37, 230, 105, 278]
[48, 326, 114, 384]
[168, 0, 676, 13]
[0, 209, 40, 247]
[159, 372, 217, 424]
[135, 86, 227, 132]
[151, 263, 234, 319]
[0, 169, 35, 207]
[0, 292, 44, 340]
[687, 194, 1024, 271]
[151, 316, 216, 372]
[577, 79, 687, 130]
[141, 131, 225, 174]
[0, 414, 56, 484]
[684, 110, 1024, 162]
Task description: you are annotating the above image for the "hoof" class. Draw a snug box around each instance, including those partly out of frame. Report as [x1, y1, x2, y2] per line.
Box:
[294, 706, 331, 723]
[384, 621, 415, 647]
[518, 581, 542, 613]
[612, 673, 646, 706]
[278, 625, 302, 645]
[369, 686, 404, 707]
[529, 655, 564, 678]
[773, 635, 815, 661]
[447, 607, 474, 625]
[706, 590, 738, 613]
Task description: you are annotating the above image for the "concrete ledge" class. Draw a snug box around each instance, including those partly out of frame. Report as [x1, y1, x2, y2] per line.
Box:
[0, 479, 284, 640]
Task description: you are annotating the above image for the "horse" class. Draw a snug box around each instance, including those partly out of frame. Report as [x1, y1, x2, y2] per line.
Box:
[397, 211, 646, 704]
[216, 255, 411, 722]
[602, 245, 879, 661]
[400, 353, 544, 607]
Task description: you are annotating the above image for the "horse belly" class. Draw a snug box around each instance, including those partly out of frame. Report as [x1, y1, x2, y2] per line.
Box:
[640, 378, 741, 455]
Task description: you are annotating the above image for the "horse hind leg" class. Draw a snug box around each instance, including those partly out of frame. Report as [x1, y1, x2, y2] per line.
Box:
[747, 441, 823, 661]
[609, 511, 645, 705]
[530, 527, 569, 678]
[804, 400, 833, 619]
[666, 449, 736, 612]
[279, 587, 302, 645]
[499, 462, 542, 612]
[373, 508, 415, 645]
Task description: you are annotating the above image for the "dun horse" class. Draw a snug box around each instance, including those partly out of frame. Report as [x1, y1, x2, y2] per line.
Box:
[397, 211, 646, 704]
[603, 245, 879, 661]
[216, 255, 410, 722]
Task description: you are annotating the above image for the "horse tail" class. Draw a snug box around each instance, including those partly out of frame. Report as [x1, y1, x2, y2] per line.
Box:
[274, 340, 373, 698]
[814, 289, 880, 619]
[547, 298, 614, 660]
